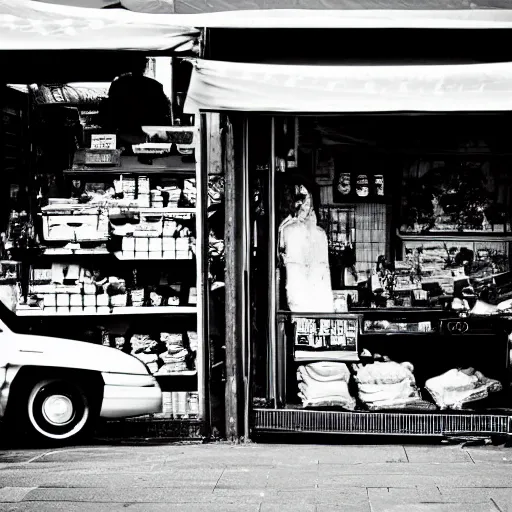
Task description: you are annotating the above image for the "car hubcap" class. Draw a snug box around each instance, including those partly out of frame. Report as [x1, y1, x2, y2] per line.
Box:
[42, 395, 74, 425]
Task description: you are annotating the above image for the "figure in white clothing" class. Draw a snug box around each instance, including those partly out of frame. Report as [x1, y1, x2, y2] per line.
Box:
[278, 183, 334, 313]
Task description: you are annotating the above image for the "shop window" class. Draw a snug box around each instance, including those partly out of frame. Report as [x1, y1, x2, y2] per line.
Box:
[247, 114, 512, 414]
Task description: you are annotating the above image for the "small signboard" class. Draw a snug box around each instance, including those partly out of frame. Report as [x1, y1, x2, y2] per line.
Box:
[91, 134, 117, 150]
[293, 315, 360, 362]
[84, 151, 115, 165]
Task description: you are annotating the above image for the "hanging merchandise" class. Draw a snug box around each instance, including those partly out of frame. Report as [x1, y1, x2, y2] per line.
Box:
[355, 174, 369, 197]
[374, 175, 385, 196]
[278, 182, 334, 313]
[336, 172, 351, 196]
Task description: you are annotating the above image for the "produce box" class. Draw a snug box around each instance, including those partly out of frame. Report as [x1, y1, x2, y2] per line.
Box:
[41, 205, 108, 242]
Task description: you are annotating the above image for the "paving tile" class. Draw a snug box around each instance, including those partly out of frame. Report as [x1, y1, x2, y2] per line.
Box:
[465, 448, 512, 465]
[0, 471, 218, 489]
[318, 445, 407, 465]
[216, 467, 270, 488]
[492, 492, 512, 512]
[404, 446, 474, 464]
[22, 487, 231, 504]
[318, 472, 440, 488]
[314, 487, 369, 505]
[437, 487, 512, 504]
[0, 488, 37, 503]
[368, 487, 421, 505]
[317, 504, 371, 512]
[266, 468, 318, 490]
[369, 504, 498, 512]
[0, 504, 260, 512]
[416, 485, 443, 502]
[213, 488, 270, 497]
[266, 490, 317, 505]
[260, 504, 315, 512]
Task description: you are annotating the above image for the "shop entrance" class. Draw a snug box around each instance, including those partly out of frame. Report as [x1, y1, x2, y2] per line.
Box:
[243, 113, 512, 438]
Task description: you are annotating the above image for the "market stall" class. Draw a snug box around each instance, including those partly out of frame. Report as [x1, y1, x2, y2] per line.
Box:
[0, 0, 207, 437]
[187, 42, 512, 440]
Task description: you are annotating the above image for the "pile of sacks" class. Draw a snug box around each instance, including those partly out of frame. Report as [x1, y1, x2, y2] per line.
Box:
[156, 332, 190, 375]
[425, 368, 502, 410]
[297, 361, 355, 410]
[130, 334, 165, 374]
[353, 361, 435, 411]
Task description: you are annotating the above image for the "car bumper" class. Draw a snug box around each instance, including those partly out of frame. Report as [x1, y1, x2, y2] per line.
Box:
[100, 383, 163, 418]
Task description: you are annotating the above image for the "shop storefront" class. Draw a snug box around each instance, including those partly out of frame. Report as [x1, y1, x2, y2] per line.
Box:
[187, 15, 512, 440]
[0, 0, 208, 438]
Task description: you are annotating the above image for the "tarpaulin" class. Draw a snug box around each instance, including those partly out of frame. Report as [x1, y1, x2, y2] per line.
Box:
[185, 59, 512, 113]
[0, 0, 199, 51]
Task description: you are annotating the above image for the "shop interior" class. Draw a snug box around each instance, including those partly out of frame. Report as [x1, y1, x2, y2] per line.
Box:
[244, 114, 512, 417]
[0, 55, 201, 420]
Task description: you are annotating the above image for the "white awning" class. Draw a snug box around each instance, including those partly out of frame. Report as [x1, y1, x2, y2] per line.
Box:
[183, 8, 512, 29]
[27, 2, 512, 28]
[0, 0, 199, 51]
[184, 59, 512, 113]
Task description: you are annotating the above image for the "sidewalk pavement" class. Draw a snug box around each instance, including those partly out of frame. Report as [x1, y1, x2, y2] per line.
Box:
[0, 438, 511, 511]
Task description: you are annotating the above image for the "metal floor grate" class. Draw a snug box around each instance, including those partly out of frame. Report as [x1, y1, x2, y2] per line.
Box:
[253, 409, 512, 436]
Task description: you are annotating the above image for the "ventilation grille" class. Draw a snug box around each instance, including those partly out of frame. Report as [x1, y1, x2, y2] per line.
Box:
[253, 409, 511, 436]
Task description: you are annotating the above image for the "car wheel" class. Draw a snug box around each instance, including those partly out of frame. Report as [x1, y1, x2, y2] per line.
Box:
[25, 379, 93, 442]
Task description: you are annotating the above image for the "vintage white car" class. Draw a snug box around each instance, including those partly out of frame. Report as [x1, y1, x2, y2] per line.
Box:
[0, 307, 162, 443]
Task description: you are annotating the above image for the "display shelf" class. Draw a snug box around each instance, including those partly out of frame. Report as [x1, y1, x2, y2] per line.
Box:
[154, 370, 197, 377]
[42, 246, 110, 256]
[330, 198, 391, 206]
[112, 251, 194, 261]
[109, 207, 196, 214]
[294, 351, 360, 362]
[66, 154, 195, 175]
[15, 306, 197, 317]
[397, 230, 512, 242]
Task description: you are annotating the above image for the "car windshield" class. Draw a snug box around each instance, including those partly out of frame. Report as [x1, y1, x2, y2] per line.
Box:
[0, 300, 26, 334]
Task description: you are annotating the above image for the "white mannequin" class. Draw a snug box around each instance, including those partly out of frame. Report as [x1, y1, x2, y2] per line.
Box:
[278, 184, 334, 313]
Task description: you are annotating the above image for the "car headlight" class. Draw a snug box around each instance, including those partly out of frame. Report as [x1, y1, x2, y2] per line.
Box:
[102, 372, 158, 387]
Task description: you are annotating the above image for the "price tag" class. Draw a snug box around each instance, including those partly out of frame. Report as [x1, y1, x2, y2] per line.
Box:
[91, 134, 116, 150]
[85, 152, 114, 165]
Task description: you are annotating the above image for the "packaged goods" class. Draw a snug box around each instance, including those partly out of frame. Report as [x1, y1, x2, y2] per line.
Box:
[425, 368, 502, 410]
[297, 362, 355, 410]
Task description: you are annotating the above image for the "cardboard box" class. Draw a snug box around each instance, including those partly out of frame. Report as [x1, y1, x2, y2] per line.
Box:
[43, 294, 56, 307]
[56, 294, 69, 307]
[122, 237, 135, 252]
[162, 238, 175, 250]
[96, 294, 109, 306]
[135, 238, 149, 252]
[176, 238, 189, 251]
[69, 294, 83, 307]
[149, 238, 162, 252]
[84, 295, 96, 307]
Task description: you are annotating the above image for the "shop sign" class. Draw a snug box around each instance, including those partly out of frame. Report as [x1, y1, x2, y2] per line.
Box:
[293, 315, 359, 355]
[91, 134, 116, 150]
